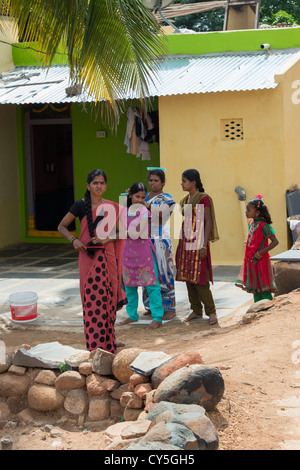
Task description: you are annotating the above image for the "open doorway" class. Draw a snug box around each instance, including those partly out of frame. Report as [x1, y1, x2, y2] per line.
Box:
[25, 104, 75, 237]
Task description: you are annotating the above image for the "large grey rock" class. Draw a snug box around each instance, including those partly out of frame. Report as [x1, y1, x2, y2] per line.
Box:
[124, 441, 181, 450]
[154, 364, 224, 412]
[147, 401, 206, 423]
[146, 401, 219, 450]
[134, 421, 198, 450]
[12, 342, 87, 369]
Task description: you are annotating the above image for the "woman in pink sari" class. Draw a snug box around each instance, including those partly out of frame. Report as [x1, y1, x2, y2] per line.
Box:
[58, 169, 127, 353]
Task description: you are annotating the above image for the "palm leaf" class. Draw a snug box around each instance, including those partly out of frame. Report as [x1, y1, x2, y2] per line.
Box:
[2, 0, 166, 125]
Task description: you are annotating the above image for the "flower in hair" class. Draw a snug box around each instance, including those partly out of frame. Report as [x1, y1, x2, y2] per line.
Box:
[255, 194, 263, 199]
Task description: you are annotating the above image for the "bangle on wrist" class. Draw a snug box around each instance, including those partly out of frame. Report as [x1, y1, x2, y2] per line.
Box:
[71, 236, 77, 245]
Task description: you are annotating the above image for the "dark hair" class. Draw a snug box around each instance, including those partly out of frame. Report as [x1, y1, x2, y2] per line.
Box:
[182, 169, 205, 192]
[147, 169, 165, 185]
[127, 182, 147, 207]
[86, 168, 107, 186]
[84, 169, 107, 256]
[248, 197, 272, 224]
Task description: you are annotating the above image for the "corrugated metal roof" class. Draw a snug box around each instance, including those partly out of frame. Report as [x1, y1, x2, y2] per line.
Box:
[144, 49, 300, 97]
[0, 49, 299, 104]
[0, 66, 91, 104]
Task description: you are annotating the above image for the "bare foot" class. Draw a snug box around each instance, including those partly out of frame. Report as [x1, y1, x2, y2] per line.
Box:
[116, 342, 125, 348]
[118, 318, 137, 326]
[163, 311, 176, 320]
[147, 321, 162, 330]
[184, 312, 201, 322]
[143, 310, 151, 317]
[209, 314, 218, 325]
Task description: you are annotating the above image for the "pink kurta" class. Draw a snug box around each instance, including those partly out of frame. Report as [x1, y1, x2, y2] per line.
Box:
[122, 207, 158, 287]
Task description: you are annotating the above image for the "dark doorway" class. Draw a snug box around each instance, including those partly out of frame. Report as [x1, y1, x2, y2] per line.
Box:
[30, 122, 75, 231]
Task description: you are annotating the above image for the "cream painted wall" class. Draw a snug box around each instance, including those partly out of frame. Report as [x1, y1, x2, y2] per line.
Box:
[279, 58, 300, 187]
[159, 84, 290, 265]
[0, 105, 21, 247]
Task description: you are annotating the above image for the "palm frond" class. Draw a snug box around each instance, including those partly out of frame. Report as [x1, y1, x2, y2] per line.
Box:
[5, 0, 166, 125]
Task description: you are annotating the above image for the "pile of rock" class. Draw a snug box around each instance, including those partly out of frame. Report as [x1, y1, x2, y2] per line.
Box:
[0, 343, 225, 450]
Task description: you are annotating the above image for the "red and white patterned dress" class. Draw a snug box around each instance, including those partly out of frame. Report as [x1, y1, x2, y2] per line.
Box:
[72, 200, 127, 353]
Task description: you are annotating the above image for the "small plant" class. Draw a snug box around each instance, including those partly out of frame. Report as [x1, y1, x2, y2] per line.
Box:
[59, 362, 69, 373]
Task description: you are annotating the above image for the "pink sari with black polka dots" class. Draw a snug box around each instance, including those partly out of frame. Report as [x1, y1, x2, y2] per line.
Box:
[78, 201, 127, 353]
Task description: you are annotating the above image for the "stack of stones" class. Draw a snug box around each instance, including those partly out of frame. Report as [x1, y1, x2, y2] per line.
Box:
[0, 345, 225, 450]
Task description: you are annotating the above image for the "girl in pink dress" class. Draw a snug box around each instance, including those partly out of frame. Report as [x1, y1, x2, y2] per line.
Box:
[235, 195, 279, 302]
[119, 182, 164, 330]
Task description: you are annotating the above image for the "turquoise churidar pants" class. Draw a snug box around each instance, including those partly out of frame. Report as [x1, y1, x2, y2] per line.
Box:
[125, 251, 164, 322]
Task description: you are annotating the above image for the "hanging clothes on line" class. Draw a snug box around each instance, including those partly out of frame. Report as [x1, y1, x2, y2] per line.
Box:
[124, 107, 158, 161]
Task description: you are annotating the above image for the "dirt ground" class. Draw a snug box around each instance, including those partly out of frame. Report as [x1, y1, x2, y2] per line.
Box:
[1, 290, 300, 451]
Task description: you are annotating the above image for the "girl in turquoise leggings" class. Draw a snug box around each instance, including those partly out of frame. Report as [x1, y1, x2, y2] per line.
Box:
[119, 182, 164, 330]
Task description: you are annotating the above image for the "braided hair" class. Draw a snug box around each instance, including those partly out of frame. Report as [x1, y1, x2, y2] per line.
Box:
[84, 169, 107, 256]
[182, 169, 205, 192]
[248, 195, 272, 224]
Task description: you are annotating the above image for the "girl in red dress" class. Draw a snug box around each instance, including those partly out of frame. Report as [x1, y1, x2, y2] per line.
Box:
[235, 195, 279, 302]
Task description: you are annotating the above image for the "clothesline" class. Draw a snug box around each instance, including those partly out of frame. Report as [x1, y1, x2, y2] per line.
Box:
[124, 107, 159, 161]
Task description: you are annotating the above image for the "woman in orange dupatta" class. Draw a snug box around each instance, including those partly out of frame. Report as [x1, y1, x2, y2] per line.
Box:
[58, 169, 127, 353]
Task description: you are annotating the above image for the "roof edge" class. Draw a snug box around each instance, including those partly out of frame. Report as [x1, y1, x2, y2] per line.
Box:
[274, 50, 300, 83]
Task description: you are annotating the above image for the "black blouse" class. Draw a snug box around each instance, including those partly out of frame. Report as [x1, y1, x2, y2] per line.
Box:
[69, 199, 105, 230]
[69, 199, 85, 221]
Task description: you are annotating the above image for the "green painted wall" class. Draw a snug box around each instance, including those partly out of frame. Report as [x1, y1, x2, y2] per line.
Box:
[163, 27, 300, 55]
[16, 105, 29, 241]
[71, 102, 160, 233]
[12, 42, 68, 66]
[12, 27, 300, 67]
[18, 102, 160, 243]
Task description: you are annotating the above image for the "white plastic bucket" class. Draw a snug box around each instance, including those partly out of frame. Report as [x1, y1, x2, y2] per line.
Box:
[8, 292, 38, 323]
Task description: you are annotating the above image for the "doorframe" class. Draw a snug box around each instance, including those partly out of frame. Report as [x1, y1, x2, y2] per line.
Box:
[24, 111, 76, 239]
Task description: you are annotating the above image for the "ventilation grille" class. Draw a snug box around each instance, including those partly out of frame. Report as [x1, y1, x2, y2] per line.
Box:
[221, 119, 244, 141]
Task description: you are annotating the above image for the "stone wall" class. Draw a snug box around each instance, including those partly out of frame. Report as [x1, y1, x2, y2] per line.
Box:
[0, 345, 224, 450]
